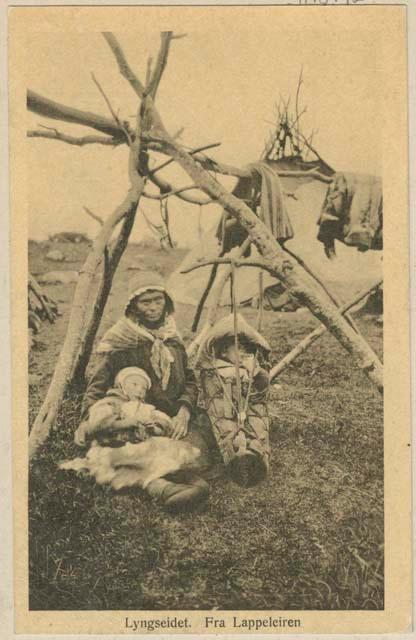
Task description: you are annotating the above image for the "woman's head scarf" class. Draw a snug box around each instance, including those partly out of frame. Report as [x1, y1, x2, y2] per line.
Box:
[125, 272, 174, 316]
[96, 273, 181, 390]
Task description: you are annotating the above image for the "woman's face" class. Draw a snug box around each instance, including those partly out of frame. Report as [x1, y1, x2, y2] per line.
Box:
[133, 290, 166, 325]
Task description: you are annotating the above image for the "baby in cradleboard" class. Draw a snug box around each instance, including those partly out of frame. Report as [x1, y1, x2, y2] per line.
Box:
[197, 313, 271, 488]
[74, 367, 173, 447]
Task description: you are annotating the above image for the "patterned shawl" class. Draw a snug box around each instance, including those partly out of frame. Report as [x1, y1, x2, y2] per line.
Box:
[96, 316, 182, 390]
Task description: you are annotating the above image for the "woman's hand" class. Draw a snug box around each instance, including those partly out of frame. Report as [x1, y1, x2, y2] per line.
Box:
[171, 405, 191, 440]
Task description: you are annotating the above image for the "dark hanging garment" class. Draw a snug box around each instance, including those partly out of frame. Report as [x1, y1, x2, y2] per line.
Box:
[216, 162, 294, 254]
[317, 172, 383, 258]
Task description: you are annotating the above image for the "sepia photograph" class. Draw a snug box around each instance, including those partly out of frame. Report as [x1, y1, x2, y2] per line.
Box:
[6, 3, 412, 635]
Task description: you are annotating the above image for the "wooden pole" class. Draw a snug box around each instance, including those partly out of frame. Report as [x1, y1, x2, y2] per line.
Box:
[71, 206, 137, 386]
[187, 238, 252, 358]
[269, 279, 383, 383]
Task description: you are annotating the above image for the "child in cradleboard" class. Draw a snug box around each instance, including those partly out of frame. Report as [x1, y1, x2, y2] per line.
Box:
[197, 313, 271, 488]
[74, 367, 173, 447]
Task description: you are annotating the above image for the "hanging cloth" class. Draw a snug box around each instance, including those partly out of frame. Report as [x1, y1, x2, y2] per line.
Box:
[249, 162, 294, 242]
[216, 161, 294, 253]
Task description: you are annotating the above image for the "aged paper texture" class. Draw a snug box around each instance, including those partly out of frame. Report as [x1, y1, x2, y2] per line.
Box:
[6, 2, 412, 636]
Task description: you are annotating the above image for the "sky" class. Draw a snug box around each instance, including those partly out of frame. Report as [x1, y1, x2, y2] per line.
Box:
[26, 23, 383, 246]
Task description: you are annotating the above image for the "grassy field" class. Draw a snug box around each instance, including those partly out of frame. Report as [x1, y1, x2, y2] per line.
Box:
[29, 240, 384, 611]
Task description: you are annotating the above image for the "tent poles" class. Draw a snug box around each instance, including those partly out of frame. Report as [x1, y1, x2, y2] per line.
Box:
[269, 278, 383, 383]
[280, 242, 360, 333]
[187, 238, 252, 358]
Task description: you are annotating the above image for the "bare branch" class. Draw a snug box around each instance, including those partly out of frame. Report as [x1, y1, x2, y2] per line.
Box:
[83, 206, 103, 226]
[27, 89, 129, 139]
[103, 32, 168, 137]
[181, 256, 268, 274]
[160, 185, 203, 200]
[148, 172, 213, 205]
[142, 191, 162, 200]
[143, 185, 204, 200]
[295, 65, 304, 142]
[186, 148, 333, 182]
[91, 72, 120, 125]
[140, 207, 166, 237]
[296, 126, 334, 170]
[102, 32, 145, 98]
[91, 72, 132, 146]
[146, 31, 173, 99]
[149, 141, 222, 177]
[172, 126, 185, 141]
[145, 56, 153, 86]
[27, 129, 123, 147]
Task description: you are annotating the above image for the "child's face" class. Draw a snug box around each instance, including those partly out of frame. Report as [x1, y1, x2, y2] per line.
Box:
[122, 375, 148, 400]
[221, 343, 251, 364]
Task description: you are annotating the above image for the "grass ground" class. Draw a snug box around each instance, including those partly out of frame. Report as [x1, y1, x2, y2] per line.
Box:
[29, 240, 383, 610]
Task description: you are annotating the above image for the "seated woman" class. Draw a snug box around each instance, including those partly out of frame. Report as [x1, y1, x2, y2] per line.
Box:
[197, 313, 271, 488]
[74, 273, 212, 512]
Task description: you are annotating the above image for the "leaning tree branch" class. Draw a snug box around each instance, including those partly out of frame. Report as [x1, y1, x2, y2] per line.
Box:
[27, 129, 123, 147]
[145, 56, 153, 87]
[72, 205, 138, 384]
[27, 89, 130, 140]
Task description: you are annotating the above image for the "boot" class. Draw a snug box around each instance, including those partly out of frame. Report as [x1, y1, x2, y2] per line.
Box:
[145, 475, 209, 513]
[229, 451, 268, 488]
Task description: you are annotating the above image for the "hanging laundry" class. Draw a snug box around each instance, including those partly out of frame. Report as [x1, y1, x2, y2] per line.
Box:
[317, 172, 383, 258]
[216, 162, 294, 254]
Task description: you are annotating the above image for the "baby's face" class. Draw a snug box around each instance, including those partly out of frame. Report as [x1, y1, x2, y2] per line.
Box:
[222, 343, 251, 364]
[122, 375, 148, 400]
